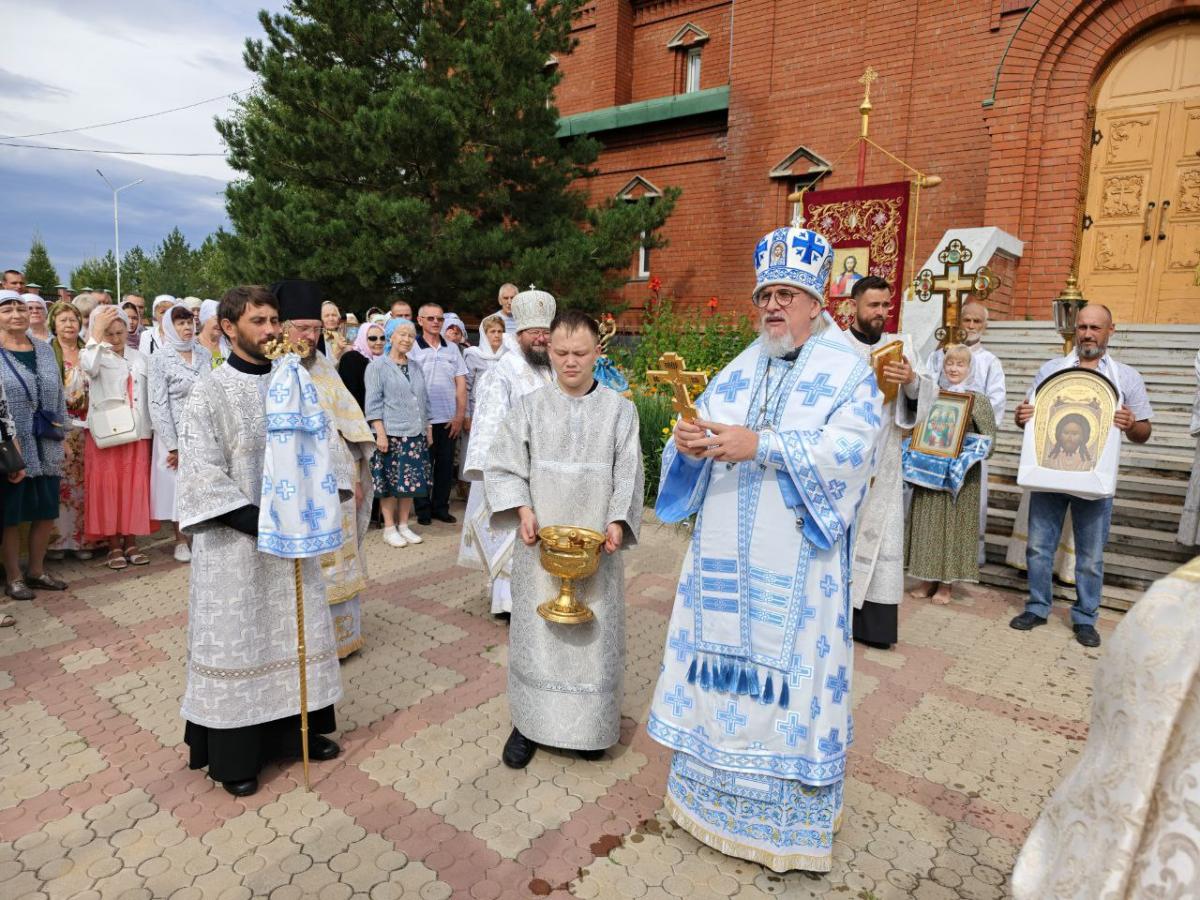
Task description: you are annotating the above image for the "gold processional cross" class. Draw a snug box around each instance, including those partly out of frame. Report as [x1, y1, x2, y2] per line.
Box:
[646, 352, 708, 421]
[912, 238, 1000, 348]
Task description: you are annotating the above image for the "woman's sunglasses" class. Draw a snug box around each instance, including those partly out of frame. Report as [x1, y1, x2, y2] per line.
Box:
[367, 335, 385, 342]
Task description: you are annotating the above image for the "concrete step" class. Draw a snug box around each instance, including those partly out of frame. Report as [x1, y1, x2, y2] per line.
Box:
[977, 562, 1143, 611]
[986, 507, 1193, 562]
[981, 534, 1169, 591]
[986, 483, 1184, 530]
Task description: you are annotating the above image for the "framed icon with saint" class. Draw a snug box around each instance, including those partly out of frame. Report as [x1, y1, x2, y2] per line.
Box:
[1018, 368, 1121, 500]
[910, 391, 975, 459]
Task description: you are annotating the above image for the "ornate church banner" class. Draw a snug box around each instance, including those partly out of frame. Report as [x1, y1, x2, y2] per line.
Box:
[804, 181, 910, 331]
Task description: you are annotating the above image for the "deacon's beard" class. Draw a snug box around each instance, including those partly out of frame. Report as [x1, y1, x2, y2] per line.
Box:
[855, 316, 887, 342]
[522, 346, 550, 369]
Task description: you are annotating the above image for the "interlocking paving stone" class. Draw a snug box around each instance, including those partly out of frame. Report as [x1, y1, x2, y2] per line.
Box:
[0, 514, 1104, 897]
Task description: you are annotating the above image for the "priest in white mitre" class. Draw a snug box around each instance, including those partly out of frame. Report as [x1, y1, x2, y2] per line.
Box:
[926, 301, 1006, 564]
[178, 285, 343, 798]
[1012, 556, 1200, 899]
[271, 280, 376, 658]
[647, 225, 883, 873]
[485, 308, 644, 769]
[458, 288, 554, 617]
[843, 276, 936, 649]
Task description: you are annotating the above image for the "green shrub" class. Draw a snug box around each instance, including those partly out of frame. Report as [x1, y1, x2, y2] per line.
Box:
[632, 390, 675, 506]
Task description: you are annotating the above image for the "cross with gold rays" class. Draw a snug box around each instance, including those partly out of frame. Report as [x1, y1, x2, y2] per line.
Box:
[912, 239, 1000, 348]
[646, 352, 708, 421]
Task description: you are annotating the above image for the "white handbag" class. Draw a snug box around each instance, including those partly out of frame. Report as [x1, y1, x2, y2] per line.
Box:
[89, 398, 138, 449]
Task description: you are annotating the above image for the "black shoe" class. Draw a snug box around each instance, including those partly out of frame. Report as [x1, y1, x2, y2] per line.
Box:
[433, 512, 457, 524]
[494, 612, 511, 622]
[280, 734, 341, 762]
[223, 778, 258, 797]
[1009, 611, 1047, 631]
[5, 580, 35, 601]
[1073, 624, 1101, 648]
[417, 516, 432, 526]
[577, 748, 604, 761]
[502, 728, 537, 769]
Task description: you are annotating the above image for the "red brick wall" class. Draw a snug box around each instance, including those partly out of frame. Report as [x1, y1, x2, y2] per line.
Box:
[558, 0, 1200, 321]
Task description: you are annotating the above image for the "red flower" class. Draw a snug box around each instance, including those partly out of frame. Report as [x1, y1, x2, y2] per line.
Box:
[706, 296, 719, 313]
[649, 276, 663, 295]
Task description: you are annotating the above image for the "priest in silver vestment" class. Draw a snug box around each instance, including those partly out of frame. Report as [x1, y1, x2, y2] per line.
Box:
[843, 275, 936, 649]
[271, 280, 376, 658]
[177, 285, 343, 798]
[485, 308, 644, 768]
[458, 288, 554, 617]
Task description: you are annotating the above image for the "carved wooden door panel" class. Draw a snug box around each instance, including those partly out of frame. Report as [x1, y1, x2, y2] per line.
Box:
[1080, 23, 1200, 322]
[1151, 98, 1200, 323]
[1078, 104, 1165, 323]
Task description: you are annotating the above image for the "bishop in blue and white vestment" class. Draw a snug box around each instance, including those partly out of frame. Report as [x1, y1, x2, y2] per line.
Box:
[647, 225, 883, 873]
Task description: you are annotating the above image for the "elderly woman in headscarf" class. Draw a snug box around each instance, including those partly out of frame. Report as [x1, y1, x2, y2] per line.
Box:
[337, 318, 385, 414]
[0, 290, 68, 601]
[81, 304, 154, 570]
[441, 312, 468, 353]
[196, 299, 227, 367]
[903, 344, 996, 605]
[142, 294, 176, 356]
[23, 294, 51, 342]
[460, 312, 507, 469]
[149, 303, 212, 563]
[47, 301, 95, 561]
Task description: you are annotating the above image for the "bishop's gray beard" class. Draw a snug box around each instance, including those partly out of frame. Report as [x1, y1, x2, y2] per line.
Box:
[523, 346, 550, 369]
[762, 332, 796, 358]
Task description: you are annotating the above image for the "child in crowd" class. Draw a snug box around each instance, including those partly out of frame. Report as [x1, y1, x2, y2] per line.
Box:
[904, 344, 996, 604]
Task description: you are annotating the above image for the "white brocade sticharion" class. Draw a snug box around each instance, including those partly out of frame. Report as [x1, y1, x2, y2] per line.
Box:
[306, 353, 376, 658]
[458, 351, 553, 614]
[844, 331, 936, 611]
[1012, 557, 1200, 899]
[485, 383, 644, 751]
[176, 363, 342, 729]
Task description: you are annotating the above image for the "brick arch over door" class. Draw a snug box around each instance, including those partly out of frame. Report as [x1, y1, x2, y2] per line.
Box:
[982, 0, 1200, 319]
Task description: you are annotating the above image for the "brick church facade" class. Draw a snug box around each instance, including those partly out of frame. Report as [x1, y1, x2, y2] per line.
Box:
[552, 1, 1200, 325]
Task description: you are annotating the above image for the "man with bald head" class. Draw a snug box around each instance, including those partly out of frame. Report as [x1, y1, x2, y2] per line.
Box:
[1009, 304, 1151, 648]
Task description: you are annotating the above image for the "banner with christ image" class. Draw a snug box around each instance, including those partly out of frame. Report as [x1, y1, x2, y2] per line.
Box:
[803, 181, 911, 331]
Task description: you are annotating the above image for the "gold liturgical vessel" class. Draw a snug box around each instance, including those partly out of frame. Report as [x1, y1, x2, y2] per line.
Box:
[537, 526, 604, 624]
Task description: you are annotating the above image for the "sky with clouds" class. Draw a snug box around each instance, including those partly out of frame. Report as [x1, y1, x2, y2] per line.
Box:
[0, 0, 287, 279]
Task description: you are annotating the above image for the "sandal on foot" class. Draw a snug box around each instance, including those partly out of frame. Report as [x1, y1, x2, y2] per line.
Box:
[106, 550, 128, 570]
[124, 549, 149, 566]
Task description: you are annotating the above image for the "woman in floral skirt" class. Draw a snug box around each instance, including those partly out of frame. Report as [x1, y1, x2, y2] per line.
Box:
[364, 318, 431, 549]
[47, 302, 94, 560]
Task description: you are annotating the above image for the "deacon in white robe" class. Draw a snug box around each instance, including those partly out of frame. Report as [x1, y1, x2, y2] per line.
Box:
[843, 277, 937, 649]
[648, 226, 882, 873]
[1012, 556, 1200, 899]
[927, 301, 1007, 565]
[178, 285, 343, 798]
[458, 290, 554, 616]
[485, 307, 643, 767]
[274, 290, 376, 660]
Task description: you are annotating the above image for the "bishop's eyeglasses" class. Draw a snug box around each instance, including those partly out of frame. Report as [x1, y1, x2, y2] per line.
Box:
[752, 287, 807, 308]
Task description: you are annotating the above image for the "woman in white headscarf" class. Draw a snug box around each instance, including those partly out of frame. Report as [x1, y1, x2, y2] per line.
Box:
[196, 299, 227, 367]
[81, 304, 154, 570]
[142, 295, 176, 356]
[23, 294, 51, 342]
[904, 345, 996, 604]
[148, 304, 212, 562]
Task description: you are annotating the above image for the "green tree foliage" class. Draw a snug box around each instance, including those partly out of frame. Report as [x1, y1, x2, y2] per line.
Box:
[120, 246, 153, 298]
[22, 235, 59, 291]
[218, 0, 677, 315]
[70, 252, 117, 295]
[150, 228, 195, 297]
[190, 232, 236, 300]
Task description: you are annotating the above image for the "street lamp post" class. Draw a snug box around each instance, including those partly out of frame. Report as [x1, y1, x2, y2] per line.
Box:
[96, 170, 143, 301]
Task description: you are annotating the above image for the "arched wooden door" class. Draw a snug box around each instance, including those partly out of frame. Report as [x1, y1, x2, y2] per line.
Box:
[1079, 22, 1200, 323]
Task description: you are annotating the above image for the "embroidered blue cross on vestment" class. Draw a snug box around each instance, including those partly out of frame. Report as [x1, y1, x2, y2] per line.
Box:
[835, 437, 865, 467]
[819, 727, 844, 755]
[826, 665, 850, 704]
[300, 498, 327, 532]
[791, 231, 827, 263]
[715, 370, 751, 403]
[775, 712, 809, 747]
[321, 473, 338, 494]
[716, 701, 748, 735]
[664, 685, 693, 717]
[795, 372, 836, 406]
[669, 628, 694, 663]
[275, 479, 296, 501]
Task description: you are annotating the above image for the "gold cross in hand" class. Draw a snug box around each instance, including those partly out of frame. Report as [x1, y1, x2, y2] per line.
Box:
[646, 352, 708, 421]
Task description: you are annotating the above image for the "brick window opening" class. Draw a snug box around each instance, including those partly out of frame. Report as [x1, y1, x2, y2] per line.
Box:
[685, 48, 702, 94]
[637, 231, 652, 279]
[616, 176, 663, 283]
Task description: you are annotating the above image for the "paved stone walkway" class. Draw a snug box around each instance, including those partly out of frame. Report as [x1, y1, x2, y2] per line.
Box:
[0, 509, 1116, 899]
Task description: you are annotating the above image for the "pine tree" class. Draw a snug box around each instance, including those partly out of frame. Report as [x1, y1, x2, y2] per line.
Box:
[120, 246, 152, 298]
[22, 235, 59, 292]
[191, 232, 235, 299]
[150, 228, 195, 297]
[70, 252, 117, 295]
[218, 0, 676, 315]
